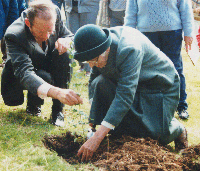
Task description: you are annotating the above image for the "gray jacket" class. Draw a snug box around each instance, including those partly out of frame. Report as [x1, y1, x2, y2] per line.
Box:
[2, 7, 73, 104]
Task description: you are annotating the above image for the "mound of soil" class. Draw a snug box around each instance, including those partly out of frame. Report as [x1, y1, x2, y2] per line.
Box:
[43, 131, 200, 171]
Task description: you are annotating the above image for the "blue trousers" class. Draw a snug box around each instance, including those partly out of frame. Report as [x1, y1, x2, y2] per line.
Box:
[108, 9, 125, 27]
[143, 30, 188, 112]
[65, 5, 99, 72]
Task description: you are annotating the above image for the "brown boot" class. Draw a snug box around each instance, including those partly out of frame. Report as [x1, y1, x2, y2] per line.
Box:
[174, 127, 188, 152]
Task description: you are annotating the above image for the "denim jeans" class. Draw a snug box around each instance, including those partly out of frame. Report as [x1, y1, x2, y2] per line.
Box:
[143, 29, 188, 112]
[108, 9, 125, 27]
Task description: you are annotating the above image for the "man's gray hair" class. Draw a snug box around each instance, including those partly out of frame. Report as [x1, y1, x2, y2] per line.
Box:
[27, 0, 56, 27]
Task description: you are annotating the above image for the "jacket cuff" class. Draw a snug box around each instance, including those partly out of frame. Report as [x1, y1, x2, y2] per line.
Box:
[37, 83, 53, 99]
[101, 121, 115, 130]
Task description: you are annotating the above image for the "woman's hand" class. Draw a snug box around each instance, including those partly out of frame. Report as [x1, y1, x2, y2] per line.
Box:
[184, 36, 193, 52]
[77, 135, 102, 162]
[77, 125, 110, 162]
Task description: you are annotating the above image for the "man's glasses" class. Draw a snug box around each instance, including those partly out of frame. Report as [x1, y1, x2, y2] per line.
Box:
[87, 51, 107, 64]
[88, 56, 99, 64]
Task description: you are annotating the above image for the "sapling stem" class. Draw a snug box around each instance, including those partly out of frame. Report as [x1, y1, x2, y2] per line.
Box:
[79, 104, 84, 135]
[107, 134, 110, 160]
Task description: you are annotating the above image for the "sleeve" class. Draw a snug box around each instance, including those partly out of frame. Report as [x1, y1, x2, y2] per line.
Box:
[179, 0, 194, 37]
[37, 83, 53, 99]
[103, 48, 144, 127]
[5, 36, 45, 95]
[124, 0, 138, 28]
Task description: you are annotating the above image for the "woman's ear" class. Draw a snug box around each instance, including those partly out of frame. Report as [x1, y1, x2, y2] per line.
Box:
[25, 18, 31, 28]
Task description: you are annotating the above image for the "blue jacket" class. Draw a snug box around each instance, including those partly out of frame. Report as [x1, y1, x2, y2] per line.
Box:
[17, 0, 26, 16]
[0, 0, 6, 39]
[0, 0, 19, 40]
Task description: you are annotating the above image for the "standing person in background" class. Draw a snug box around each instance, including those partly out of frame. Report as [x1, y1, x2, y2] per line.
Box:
[51, 0, 65, 9]
[108, 0, 126, 26]
[97, 0, 126, 27]
[0, 0, 6, 40]
[1, 0, 26, 67]
[0, 0, 19, 40]
[124, 0, 194, 120]
[17, 0, 27, 15]
[64, 0, 100, 76]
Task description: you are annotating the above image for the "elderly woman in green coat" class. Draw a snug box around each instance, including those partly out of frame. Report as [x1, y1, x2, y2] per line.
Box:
[73, 24, 188, 162]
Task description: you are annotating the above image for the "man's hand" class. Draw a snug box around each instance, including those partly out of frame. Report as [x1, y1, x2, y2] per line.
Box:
[184, 36, 193, 53]
[77, 125, 110, 162]
[55, 37, 72, 55]
[47, 87, 83, 106]
[193, 7, 200, 14]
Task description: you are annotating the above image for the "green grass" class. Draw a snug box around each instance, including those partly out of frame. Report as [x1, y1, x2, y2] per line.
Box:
[0, 48, 199, 170]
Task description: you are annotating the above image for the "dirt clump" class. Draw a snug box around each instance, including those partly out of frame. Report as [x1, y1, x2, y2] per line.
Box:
[43, 131, 200, 171]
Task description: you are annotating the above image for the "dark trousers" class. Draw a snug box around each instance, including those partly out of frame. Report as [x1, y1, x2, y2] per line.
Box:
[143, 29, 188, 111]
[1, 51, 71, 116]
[108, 9, 125, 27]
[28, 51, 71, 114]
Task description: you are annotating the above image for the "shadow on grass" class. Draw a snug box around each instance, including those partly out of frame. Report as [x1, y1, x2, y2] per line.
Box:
[2, 109, 51, 127]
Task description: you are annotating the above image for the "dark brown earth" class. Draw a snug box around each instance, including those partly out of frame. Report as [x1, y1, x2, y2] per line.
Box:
[43, 131, 200, 171]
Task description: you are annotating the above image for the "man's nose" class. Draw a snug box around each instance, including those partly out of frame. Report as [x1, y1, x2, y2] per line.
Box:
[47, 32, 51, 39]
[89, 62, 95, 68]
[43, 32, 51, 40]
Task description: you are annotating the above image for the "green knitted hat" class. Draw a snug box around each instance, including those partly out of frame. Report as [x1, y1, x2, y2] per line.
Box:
[73, 24, 112, 62]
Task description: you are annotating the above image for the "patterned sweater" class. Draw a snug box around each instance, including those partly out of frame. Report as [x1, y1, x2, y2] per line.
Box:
[124, 0, 194, 36]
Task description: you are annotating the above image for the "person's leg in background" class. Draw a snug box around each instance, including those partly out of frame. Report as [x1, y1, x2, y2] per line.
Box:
[78, 4, 100, 76]
[65, 5, 79, 33]
[65, 1, 99, 76]
[65, 6, 86, 74]
[160, 30, 188, 119]
[143, 30, 189, 120]
[109, 9, 125, 27]
[142, 32, 162, 49]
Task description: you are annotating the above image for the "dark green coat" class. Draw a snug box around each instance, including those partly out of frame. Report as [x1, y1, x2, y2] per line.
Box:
[89, 26, 184, 144]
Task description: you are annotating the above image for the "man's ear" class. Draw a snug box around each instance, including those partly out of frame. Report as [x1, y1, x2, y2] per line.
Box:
[106, 47, 110, 52]
[25, 18, 31, 28]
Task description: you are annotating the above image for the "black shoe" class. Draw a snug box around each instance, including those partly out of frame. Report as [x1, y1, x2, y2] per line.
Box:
[26, 105, 41, 116]
[51, 112, 64, 127]
[178, 109, 189, 119]
[174, 127, 188, 152]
